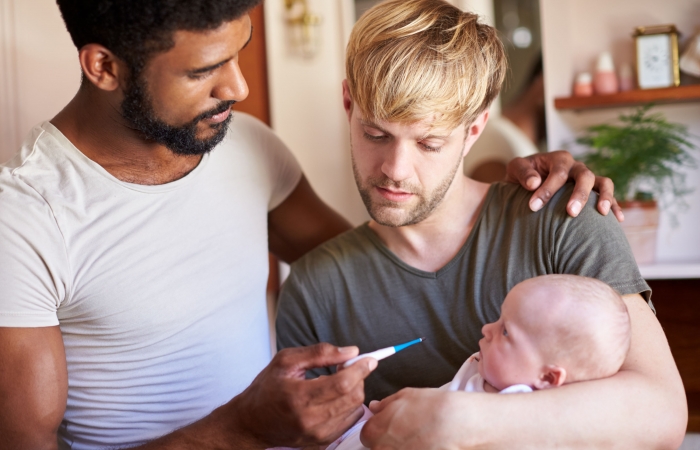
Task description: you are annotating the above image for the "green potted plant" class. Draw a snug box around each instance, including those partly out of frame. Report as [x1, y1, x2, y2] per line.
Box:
[577, 105, 697, 264]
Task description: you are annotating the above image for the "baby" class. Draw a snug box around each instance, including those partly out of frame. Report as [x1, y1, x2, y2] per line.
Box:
[278, 274, 631, 450]
[447, 274, 631, 394]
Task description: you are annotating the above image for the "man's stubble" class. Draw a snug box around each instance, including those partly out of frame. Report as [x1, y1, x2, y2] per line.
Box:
[351, 141, 465, 227]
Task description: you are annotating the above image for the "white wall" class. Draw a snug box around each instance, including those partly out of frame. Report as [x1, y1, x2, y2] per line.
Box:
[0, 0, 80, 163]
[265, 0, 369, 225]
[0, 0, 19, 161]
[541, 0, 700, 263]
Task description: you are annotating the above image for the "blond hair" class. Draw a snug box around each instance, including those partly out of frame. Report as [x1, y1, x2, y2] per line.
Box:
[346, 0, 507, 130]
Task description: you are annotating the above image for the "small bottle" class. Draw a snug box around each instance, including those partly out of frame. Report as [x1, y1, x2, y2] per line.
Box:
[573, 72, 593, 97]
[618, 63, 635, 92]
[594, 52, 619, 95]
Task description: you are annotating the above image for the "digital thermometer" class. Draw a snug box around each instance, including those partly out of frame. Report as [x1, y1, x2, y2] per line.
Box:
[342, 337, 424, 368]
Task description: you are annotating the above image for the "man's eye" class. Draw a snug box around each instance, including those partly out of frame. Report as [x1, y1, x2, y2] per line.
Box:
[420, 142, 442, 152]
[363, 132, 385, 141]
[188, 72, 213, 80]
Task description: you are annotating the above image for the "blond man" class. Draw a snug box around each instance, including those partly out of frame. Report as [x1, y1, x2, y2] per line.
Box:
[276, 0, 686, 448]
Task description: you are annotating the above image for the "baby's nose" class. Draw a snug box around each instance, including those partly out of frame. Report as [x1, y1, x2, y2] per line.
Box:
[481, 322, 493, 339]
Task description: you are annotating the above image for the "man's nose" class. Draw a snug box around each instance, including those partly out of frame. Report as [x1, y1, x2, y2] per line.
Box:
[380, 144, 413, 182]
[212, 58, 249, 103]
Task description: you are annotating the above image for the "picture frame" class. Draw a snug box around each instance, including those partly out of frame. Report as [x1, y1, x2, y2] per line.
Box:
[633, 24, 681, 90]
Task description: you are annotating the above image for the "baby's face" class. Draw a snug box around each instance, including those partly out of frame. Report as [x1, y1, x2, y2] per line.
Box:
[477, 283, 547, 390]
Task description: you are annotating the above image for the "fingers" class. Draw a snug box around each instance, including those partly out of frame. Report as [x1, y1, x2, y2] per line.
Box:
[564, 162, 595, 217]
[593, 176, 624, 222]
[611, 200, 624, 222]
[360, 405, 389, 448]
[507, 151, 578, 213]
[505, 156, 542, 191]
[290, 361, 374, 444]
[508, 151, 626, 221]
[297, 400, 366, 444]
[528, 160, 570, 212]
[306, 357, 377, 404]
[238, 344, 374, 447]
[367, 392, 397, 415]
[359, 392, 407, 449]
[274, 343, 359, 376]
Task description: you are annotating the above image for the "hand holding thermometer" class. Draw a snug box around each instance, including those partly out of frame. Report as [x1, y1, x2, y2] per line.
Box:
[342, 337, 425, 368]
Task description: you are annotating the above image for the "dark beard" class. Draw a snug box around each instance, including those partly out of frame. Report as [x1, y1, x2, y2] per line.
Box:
[120, 75, 235, 156]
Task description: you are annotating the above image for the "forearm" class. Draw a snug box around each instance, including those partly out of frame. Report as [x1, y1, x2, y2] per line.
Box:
[460, 295, 687, 449]
[455, 369, 686, 449]
[133, 398, 266, 450]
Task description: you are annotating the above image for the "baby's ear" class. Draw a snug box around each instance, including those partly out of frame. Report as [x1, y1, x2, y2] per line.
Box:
[534, 365, 567, 389]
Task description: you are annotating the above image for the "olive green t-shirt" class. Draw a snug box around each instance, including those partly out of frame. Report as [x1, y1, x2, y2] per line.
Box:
[276, 182, 650, 402]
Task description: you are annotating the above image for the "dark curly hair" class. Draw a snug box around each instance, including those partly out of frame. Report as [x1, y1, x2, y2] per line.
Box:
[56, 0, 262, 74]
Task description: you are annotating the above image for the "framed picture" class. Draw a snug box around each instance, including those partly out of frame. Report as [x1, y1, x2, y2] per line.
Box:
[634, 25, 681, 90]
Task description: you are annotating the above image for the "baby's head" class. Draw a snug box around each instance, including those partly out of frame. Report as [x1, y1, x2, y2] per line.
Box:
[478, 274, 630, 391]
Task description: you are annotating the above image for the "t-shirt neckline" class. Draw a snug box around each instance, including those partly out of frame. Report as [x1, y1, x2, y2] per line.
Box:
[41, 121, 210, 194]
[358, 184, 498, 279]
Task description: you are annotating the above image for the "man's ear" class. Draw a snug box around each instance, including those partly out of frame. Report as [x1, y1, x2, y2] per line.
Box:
[534, 365, 567, 389]
[342, 79, 353, 121]
[79, 44, 124, 92]
[462, 110, 490, 158]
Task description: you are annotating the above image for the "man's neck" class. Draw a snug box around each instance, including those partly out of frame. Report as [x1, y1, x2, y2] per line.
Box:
[368, 177, 491, 272]
[50, 88, 202, 185]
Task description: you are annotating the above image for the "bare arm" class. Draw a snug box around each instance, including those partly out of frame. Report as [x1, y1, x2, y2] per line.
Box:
[137, 344, 375, 450]
[0, 328, 374, 449]
[361, 294, 687, 449]
[0, 327, 67, 450]
[0, 326, 242, 450]
[269, 175, 353, 264]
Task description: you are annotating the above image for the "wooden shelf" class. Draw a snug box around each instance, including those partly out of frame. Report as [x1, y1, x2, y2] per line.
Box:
[554, 84, 700, 110]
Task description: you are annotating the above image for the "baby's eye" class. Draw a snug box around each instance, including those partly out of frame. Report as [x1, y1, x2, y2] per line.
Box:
[502, 327, 508, 337]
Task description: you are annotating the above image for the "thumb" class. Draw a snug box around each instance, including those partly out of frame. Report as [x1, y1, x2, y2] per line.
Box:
[275, 343, 359, 375]
[505, 156, 542, 191]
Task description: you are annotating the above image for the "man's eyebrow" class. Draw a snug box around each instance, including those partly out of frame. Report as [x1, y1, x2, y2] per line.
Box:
[359, 119, 391, 135]
[188, 25, 254, 75]
[189, 58, 233, 74]
[360, 119, 450, 140]
[421, 133, 452, 140]
[420, 131, 450, 140]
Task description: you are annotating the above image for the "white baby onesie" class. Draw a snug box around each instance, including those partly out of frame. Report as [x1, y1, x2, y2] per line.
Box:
[329, 352, 532, 450]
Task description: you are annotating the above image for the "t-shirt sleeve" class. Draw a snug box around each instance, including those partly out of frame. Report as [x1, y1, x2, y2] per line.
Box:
[237, 113, 303, 211]
[0, 180, 68, 327]
[276, 262, 333, 378]
[549, 188, 652, 305]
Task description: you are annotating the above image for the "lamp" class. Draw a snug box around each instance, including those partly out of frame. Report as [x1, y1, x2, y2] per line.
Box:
[284, 0, 322, 57]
